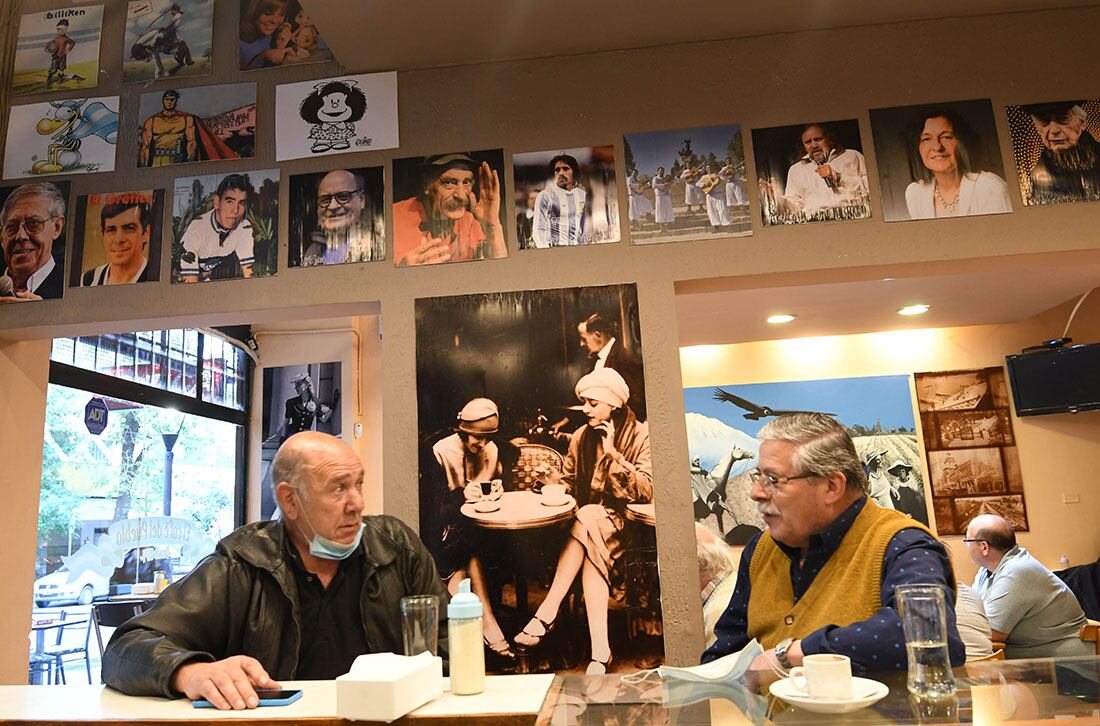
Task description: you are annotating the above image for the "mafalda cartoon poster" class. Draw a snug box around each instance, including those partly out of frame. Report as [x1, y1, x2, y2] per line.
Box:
[274, 72, 398, 161]
[4, 97, 119, 179]
[12, 5, 104, 95]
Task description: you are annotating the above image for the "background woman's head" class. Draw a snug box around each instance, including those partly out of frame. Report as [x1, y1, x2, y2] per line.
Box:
[241, 0, 288, 41]
[905, 108, 981, 182]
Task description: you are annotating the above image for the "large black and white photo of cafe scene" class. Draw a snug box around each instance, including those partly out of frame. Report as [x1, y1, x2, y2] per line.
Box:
[415, 283, 661, 675]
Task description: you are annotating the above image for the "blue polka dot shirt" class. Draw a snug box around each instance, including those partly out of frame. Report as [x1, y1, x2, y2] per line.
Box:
[701, 496, 966, 671]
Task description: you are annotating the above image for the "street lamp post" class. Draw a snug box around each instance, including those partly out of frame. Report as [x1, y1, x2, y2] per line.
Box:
[162, 432, 179, 516]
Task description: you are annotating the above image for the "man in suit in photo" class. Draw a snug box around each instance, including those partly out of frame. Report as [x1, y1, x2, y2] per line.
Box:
[0, 182, 67, 303]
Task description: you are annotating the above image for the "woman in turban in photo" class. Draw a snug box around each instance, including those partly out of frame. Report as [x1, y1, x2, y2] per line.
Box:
[514, 368, 653, 674]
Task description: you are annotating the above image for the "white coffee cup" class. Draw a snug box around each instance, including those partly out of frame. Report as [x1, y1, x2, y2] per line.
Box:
[789, 653, 853, 700]
[541, 483, 567, 504]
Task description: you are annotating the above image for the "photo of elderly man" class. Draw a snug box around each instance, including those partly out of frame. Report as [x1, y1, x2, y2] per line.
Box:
[1007, 99, 1100, 206]
[289, 167, 385, 266]
[0, 181, 69, 303]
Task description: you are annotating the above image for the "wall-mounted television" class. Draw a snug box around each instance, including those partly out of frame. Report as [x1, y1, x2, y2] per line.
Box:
[1005, 343, 1100, 416]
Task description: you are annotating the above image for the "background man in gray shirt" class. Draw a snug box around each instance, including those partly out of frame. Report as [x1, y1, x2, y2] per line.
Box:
[966, 514, 1091, 659]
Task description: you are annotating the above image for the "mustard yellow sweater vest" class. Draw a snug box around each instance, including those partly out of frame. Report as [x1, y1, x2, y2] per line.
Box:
[747, 499, 946, 649]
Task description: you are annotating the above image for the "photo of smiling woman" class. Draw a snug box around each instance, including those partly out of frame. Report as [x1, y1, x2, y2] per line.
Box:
[238, 0, 332, 70]
[71, 190, 164, 287]
[870, 99, 1013, 222]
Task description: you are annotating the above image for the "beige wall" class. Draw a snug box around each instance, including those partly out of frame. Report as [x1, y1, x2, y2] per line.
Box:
[681, 293, 1100, 584]
[1, 1, 1100, 681]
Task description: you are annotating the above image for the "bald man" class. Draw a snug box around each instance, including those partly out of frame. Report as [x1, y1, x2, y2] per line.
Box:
[966, 514, 1090, 659]
[103, 432, 448, 709]
[302, 169, 381, 265]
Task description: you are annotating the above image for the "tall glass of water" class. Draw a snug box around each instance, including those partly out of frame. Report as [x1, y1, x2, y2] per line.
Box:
[896, 584, 956, 697]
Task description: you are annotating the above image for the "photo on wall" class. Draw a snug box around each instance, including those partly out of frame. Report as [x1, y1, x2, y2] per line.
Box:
[1005, 99, 1100, 206]
[289, 167, 385, 266]
[683, 375, 929, 547]
[3, 97, 119, 179]
[869, 99, 1012, 222]
[915, 366, 1027, 535]
[0, 181, 71, 303]
[392, 150, 508, 267]
[415, 283, 660, 675]
[622, 124, 750, 244]
[752, 119, 872, 226]
[259, 361, 342, 519]
[239, 0, 333, 70]
[275, 73, 399, 161]
[123, 0, 214, 83]
[136, 83, 256, 168]
[170, 169, 279, 284]
[70, 189, 165, 287]
[512, 146, 620, 249]
[12, 5, 104, 95]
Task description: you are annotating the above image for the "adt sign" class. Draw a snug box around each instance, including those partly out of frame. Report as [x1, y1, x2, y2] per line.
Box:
[85, 397, 109, 435]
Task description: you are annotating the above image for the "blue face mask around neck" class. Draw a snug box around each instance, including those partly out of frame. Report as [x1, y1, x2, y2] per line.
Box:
[296, 509, 365, 561]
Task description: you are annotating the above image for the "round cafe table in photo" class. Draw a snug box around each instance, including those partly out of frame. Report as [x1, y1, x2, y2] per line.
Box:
[460, 490, 577, 529]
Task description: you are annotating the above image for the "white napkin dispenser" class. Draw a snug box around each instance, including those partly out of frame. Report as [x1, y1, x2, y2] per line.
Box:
[335, 651, 444, 723]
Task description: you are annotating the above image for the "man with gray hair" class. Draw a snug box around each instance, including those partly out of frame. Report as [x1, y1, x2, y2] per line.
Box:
[0, 182, 67, 302]
[702, 412, 964, 672]
[966, 513, 1090, 658]
[103, 432, 448, 709]
[1021, 100, 1100, 205]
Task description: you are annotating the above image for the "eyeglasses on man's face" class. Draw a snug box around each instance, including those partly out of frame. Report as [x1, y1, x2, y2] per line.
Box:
[317, 189, 363, 207]
[962, 538, 986, 545]
[748, 467, 818, 494]
[2, 215, 59, 238]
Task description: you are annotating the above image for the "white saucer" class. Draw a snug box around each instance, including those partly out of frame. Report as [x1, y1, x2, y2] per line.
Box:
[473, 501, 500, 513]
[541, 498, 569, 507]
[769, 676, 888, 714]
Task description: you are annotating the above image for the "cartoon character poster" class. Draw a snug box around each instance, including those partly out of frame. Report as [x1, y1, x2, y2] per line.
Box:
[123, 0, 214, 83]
[3, 97, 119, 179]
[136, 83, 256, 168]
[684, 375, 929, 545]
[238, 0, 333, 71]
[274, 72, 399, 161]
[12, 6, 104, 95]
[170, 169, 279, 283]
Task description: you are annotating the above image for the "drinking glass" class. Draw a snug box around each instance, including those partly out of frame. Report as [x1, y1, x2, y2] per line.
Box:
[896, 584, 956, 697]
[400, 595, 439, 656]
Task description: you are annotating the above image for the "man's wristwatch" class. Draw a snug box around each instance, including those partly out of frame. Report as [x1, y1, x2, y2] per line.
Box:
[774, 637, 795, 670]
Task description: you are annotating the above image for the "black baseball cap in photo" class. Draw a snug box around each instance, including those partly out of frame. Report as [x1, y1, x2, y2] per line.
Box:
[422, 153, 478, 172]
[1019, 100, 1085, 119]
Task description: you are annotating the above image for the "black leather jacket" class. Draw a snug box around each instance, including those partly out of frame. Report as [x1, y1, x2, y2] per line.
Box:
[102, 515, 450, 698]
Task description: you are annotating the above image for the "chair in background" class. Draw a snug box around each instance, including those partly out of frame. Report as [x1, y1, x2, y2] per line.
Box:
[1082, 620, 1100, 655]
[511, 444, 565, 491]
[92, 601, 144, 659]
[42, 611, 93, 685]
[28, 652, 54, 685]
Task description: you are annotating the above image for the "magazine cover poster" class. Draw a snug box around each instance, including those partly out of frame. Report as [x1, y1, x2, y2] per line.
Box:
[288, 166, 385, 266]
[684, 375, 929, 546]
[622, 124, 750, 245]
[136, 83, 256, 168]
[415, 283, 661, 674]
[123, 0, 214, 83]
[275, 73, 399, 161]
[4, 97, 119, 179]
[239, 0, 334, 71]
[512, 146, 620, 249]
[0, 180, 71, 303]
[13, 6, 104, 95]
[170, 169, 278, 283]
[70, 189, 165, 287]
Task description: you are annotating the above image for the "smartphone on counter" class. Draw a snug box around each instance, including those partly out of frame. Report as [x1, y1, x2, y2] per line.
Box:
[192, 689, 303, 708]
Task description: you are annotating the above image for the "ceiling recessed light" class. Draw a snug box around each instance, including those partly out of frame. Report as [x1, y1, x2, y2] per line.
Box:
[898, 304, 930, 316]
[767, 314, 797, 324]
